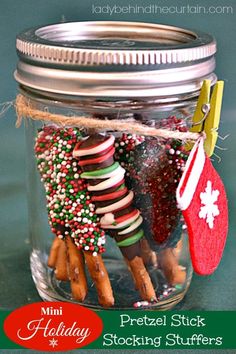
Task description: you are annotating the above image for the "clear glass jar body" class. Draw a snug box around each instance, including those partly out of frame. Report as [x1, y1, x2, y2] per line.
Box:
[24, 89, 196, 310]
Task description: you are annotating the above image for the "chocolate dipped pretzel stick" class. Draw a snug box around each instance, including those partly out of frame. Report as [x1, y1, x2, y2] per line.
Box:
[53, 129, 114, 307]
[114, 133, 158, 267]
[73, 133, 156, 301]
[114, 126, 187, 286]
[35, 127, 114, 307]
[34, 127, 69, 281]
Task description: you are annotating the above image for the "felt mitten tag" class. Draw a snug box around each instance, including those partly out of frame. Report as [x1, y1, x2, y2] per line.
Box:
[176, 137, 228, 275]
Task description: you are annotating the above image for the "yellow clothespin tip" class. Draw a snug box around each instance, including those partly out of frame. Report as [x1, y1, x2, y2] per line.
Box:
[186, 80, 224, 157]
[185, 80, 211, 151]
[191, 80, 211, 133]
[203, 81, 224, 157]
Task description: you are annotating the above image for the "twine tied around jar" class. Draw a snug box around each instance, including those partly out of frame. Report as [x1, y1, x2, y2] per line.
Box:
[15, 94, 202, 141]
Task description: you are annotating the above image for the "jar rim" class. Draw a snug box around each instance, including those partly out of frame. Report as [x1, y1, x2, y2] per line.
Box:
[15, 21, 217, 97]
[16, 21, 216, 67]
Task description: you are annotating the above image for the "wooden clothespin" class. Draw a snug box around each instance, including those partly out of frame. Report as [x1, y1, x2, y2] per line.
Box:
[187, 80, 224, 157]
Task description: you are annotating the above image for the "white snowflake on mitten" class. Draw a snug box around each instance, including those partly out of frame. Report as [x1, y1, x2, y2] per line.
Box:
[199, 180, 220, 229]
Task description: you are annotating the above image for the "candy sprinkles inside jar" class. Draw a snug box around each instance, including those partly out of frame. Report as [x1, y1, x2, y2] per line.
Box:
[14, 21, 228, 309]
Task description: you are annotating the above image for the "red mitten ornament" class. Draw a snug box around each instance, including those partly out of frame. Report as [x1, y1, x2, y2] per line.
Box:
[176, 137, 228, 275]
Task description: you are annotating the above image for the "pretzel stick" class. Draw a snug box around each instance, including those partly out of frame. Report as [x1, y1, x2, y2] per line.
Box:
[159, 248, 186, 285]
[174, 239, 183, 259]
[48, 237, 62, 268]
[126, 256, 156, 301]
[65, 236, 88, 301]
[140, 238, 158, 267]
[83, 252, 114, 308]
[54, 240, 68, 281]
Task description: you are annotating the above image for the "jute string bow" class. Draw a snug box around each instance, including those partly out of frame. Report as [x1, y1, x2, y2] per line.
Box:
[15, 94, 201, 141]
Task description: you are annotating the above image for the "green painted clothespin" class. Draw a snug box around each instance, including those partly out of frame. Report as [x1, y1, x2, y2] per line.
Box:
[187, 79, 224, 157]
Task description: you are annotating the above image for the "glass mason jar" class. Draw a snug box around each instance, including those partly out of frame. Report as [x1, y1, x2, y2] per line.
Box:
[15, 21, 217, 310]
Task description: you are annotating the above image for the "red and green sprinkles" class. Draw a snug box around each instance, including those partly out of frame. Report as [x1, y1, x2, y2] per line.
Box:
[35, 118, 188, 255]
[35, 126, 106, 256]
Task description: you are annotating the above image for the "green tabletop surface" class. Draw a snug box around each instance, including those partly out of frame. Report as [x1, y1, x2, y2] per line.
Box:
[0, 0, 236, 353]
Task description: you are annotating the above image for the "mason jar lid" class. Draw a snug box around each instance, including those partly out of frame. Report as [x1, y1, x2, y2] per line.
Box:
[15, 21, 217, 97]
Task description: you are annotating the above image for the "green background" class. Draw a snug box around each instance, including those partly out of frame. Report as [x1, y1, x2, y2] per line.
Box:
[0, 0, 236, 353]
[1, 311, 236, 350]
